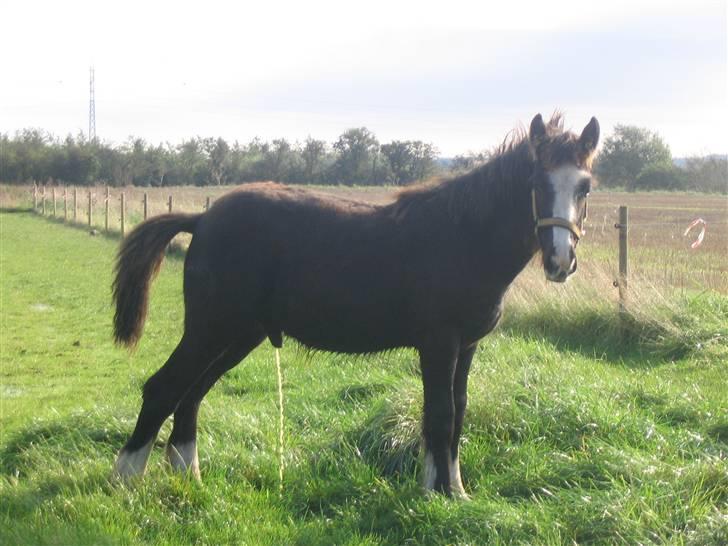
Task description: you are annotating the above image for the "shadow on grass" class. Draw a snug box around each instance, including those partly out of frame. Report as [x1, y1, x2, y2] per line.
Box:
[499, 308, 695, 367]
[0, 416, 128, 478]
[0, 414, 134, 521]
[706, 422, 728, 444]
[2, 471, 112, 520]
[0, 207, 34, 213]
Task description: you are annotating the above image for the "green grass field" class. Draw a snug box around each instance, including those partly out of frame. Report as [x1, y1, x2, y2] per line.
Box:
[1, 211, 726, 545]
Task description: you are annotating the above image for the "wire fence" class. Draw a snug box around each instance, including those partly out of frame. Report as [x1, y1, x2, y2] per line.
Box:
[24, 184, 728, 295]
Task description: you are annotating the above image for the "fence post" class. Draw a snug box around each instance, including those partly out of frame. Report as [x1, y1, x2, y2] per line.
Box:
[168, 195, 173, 213]
[105, 186, 110, 232]
[73, 188, 78, 221]
[52, 188, 57, 217]
[42, 187, 46, 215]
[205, 196, 211, 211]
[143, 192, 148, 220]
[88, 190, 93, 227]
[616, 206, 629, 315]
[121, 192, 126, 237]
[64, 188, 68, 221]
[33, 185, 38, 210]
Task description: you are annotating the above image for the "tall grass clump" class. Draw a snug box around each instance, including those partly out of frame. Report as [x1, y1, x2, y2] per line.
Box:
[502, 259, 727, 360]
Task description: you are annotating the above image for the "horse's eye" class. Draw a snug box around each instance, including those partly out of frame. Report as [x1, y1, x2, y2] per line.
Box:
[576, 179, 591, 198]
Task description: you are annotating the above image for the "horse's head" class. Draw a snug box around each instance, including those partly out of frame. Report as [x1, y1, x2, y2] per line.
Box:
[528, 113, 599, 283]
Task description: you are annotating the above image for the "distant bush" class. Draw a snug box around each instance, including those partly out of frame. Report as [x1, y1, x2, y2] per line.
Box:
[683, 156, 728, 194]
[629, 163, 687, 192]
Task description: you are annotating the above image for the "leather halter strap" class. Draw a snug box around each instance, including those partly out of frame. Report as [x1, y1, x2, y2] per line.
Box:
[531, 188, 586, 241]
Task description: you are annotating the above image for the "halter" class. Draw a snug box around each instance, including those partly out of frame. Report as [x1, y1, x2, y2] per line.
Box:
[531, 188, 587, 242]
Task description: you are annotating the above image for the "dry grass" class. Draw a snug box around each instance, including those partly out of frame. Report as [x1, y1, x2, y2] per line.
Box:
[585, 191, 727, 293]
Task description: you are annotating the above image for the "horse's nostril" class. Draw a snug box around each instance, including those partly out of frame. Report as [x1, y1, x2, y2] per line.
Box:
[549, 253, 571, 273]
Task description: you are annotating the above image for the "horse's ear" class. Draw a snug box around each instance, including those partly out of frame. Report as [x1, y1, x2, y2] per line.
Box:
[529, 114, 547, 158]
[579, 117, 600, 160]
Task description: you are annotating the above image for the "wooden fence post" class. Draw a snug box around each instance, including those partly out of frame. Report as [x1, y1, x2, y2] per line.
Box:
[615, 206, 629, 315]
[52, 188, 57, 217]
[205, 196, 211, 211]
[143, 192, 148, 220]
[88, 190, 93, 227]
[33, 185, 38, 210]
[73, 188, 78, 221]
[42, 187, 46, 215]
[120, 192, 126, 237]
[105, 186, 110, 232]
[64, 188, 68, 221]
[168, 195, 173, 213]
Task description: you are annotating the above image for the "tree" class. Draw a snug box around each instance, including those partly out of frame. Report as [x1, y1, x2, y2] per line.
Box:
[203, 137, 230, 185]
[380, 140, 438, 185]
[332, 128, 379, 185]
[449, 150, 490, 174]
[300, 137, 329, 184]
[261, 139, 299, 182]
[50, 133, 100, 185]
[171, 138, 208, 186]
[595, 125, 672, 188]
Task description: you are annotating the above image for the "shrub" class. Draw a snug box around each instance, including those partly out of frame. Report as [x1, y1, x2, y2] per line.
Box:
[629, 163, 687, 192]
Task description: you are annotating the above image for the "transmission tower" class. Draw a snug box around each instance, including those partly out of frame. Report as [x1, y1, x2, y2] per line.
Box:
[88, 66, 96, 142]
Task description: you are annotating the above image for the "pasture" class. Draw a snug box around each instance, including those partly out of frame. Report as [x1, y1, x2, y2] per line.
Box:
[1, 186, 727, 544]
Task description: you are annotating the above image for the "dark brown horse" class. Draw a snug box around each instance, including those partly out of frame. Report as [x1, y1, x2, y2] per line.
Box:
[112, 113, 599, 497]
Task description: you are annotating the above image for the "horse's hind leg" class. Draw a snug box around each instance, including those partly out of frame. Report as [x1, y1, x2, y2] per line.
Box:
[114, 333, 228, 479]
[166, 326, 265, 478]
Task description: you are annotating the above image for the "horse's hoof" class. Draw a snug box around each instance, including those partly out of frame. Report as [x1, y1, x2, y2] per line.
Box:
[166, 442, 201, 481]
[113, 440, 153, 480]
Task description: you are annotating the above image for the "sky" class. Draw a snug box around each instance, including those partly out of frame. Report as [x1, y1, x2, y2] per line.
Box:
[1, 0, 726, 157]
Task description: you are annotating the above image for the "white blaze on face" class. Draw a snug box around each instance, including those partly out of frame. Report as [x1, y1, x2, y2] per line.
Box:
[546, 165, 588, 273]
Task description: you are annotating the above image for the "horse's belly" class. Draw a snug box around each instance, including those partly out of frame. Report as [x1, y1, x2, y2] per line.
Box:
[278, 298, 409, 354]
[286, 327, 401, 354]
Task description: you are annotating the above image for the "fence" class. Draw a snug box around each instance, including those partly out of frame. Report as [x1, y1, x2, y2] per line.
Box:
[31, 185, 215, 238]
[26, 184, 728, 300]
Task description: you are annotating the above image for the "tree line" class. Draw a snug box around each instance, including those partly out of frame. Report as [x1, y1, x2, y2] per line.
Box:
[0, 128, 439, 188]
[1, 125, 725, 193]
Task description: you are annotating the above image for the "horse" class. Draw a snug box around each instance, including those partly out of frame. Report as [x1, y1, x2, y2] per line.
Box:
[112, 112, 599, 497]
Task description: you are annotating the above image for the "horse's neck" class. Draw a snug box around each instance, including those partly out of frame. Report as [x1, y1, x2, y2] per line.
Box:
[453, 169, 538, 284]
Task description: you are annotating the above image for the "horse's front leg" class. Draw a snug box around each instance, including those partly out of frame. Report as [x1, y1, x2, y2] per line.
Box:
[419, 333, 460, 496]
[450, 342, 477, 499]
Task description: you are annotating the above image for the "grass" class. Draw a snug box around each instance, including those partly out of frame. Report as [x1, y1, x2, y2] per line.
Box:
[1, 211, 727, 545]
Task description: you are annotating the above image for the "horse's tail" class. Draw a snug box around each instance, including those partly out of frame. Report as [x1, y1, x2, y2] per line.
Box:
[113, 213, 201, 347]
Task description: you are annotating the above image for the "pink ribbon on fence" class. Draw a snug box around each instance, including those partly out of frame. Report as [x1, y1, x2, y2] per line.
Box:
[683, 218, 706, 249]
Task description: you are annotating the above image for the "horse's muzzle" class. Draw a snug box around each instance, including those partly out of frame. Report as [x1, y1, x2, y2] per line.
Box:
[544, 247, 577, 283]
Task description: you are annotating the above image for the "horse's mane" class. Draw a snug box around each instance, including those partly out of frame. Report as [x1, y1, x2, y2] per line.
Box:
[389, 112, 584, 225]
